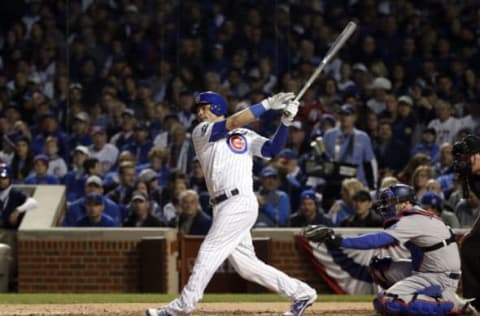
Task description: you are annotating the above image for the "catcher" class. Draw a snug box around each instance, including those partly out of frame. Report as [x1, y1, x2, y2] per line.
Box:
[303, 183, 477, 316]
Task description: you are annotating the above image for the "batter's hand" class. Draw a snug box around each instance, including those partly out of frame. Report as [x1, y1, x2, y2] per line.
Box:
[261, 92, 295, 110]
[281, 100, 300, 125]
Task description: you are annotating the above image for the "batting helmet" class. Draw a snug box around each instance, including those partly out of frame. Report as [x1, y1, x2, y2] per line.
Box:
[375, 184, 416, 219]
[194, 91, 228, 116]
[0, 163, 12, 180]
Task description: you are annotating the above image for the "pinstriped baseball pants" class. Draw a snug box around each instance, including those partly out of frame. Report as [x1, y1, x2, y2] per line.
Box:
[166, 193, 316, 315]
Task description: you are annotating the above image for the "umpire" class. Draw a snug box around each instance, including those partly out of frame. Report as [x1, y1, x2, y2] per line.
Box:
[453, 134, 480, 309]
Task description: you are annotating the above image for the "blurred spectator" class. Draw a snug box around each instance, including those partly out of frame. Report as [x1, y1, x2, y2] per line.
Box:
[410, 127, 440, 164]
[289, 189, 331, 227]
[328, 178, 364, 227]
[64, 175, 122, 227]
[138, 168, 163, 209]
[66, 111, 92, 159]
[176, 90, 196, 130]
[177, 190, 212, 235]
[392, 95, 416, 147]
[323, 104, 377, 188]
[286, 121, 308, 156]
[341, 189, 382, 227]
[255, 166, 290, 227]
[45, 136, 67, 178]
[366, 77, 392, 114]
[166, 123, 195, 173]
[397, 153, 431, 184]
[374, 118, 409, 177]
[62, 145, 89, 202]
[103, 150, 136, 192]
[421, 191, 461, 228]
[110, 108, 136, 150]
[455, 191, 480, 228]
[106, 161, 136, 206]
[427, 100, 462, 146]
[74, 192, 117, 227]
[160, 171, 190, 226]
[32, 112, 67, 159]
[434, 143, 454, 177]
[137, 146, 170, 188]
[273, 148, 305, 211]
[24, 154, 59, 184]
[121, 122, 153, 165]
[0, 163, 38, 230]
[123, 191, 164, 227]
[88, 125, 119, 175]
[410, 165, 434, 200]
[10, 135, 33, 182]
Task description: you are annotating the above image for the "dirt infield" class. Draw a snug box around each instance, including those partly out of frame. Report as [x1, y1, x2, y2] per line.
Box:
[0, 302, 375, 315]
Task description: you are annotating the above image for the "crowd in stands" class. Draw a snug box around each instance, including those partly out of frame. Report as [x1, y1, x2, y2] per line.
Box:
[0, 0, 479, 232]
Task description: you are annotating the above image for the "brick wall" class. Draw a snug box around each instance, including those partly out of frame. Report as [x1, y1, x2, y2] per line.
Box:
[17, 237, 329, 293]
[18, 240, 141, 292]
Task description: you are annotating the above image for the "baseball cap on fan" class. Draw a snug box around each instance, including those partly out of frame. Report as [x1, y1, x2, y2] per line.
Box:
[338, 104, 356, 115]
[370, 77, 392, 90]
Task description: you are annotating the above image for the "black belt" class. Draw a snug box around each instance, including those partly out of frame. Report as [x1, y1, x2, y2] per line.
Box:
[210, 188, 239, 205]
[448, 272, 461, 280]
[420, 229, 456, 253]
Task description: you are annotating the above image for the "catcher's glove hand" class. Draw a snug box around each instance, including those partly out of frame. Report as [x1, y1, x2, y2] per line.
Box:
[303, 225, 343, 249]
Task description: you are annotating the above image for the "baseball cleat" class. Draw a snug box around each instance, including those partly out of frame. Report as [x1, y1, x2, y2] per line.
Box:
[145, 308, 174, 316]
[283, 294, 317, 316]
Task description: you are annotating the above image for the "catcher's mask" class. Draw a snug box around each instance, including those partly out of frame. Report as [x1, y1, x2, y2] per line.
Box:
[374, 184, 416, 219]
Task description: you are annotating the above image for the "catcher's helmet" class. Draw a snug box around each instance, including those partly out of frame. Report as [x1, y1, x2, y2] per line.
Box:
[0, 163, 12, 180]
[194, 91, 227, 116]
[376, 184, 416, 219]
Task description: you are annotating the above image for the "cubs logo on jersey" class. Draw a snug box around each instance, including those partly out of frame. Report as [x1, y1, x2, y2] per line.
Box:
[227, 133, 248, 153]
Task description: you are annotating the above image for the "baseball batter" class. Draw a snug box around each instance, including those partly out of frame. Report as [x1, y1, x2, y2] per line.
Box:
[304, 183, 477, 316]
[146, 91, 317, 316]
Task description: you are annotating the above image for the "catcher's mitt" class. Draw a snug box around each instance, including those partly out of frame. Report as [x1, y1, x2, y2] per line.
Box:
[302, 225, 342, 248]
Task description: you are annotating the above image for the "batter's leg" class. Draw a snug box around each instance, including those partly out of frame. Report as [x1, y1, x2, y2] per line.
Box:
[166, 199, 257, 315]
[228, 233, 316, 301]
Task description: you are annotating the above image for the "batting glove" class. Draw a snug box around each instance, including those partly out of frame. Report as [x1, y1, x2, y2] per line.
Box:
[261, 92, 295, 110]
[281, 100, 300, 125]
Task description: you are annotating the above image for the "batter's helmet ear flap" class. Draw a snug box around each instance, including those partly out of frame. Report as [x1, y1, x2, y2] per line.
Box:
[194, 91, 228, 116]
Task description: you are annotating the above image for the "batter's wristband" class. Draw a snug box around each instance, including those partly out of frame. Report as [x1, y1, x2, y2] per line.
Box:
[249, 103, 266, 119]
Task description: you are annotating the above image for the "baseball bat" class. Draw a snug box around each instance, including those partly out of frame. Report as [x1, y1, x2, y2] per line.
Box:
[284, 21, 357, 115]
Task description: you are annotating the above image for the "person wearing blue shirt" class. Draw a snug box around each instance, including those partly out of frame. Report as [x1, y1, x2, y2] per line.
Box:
[121, 122, 154, 165]
[255, 166, 290, 227]
[74, 192, 117, 227]
[65, 112, 92, 163]
[323, 104, 378, 189]
[24, 154, 60, 185]
[64, 175, 122, 227]
[289, 189, 332, 227]
[411, 127, 440, 164]
[62, 145, 89, 202]
[136, 146, 171, 188]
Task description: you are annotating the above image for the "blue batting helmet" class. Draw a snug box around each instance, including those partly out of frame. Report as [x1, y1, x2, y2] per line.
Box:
[194, 91, 228, 116]
[0, 163, 12, 180]
[375, 184, 416, 219]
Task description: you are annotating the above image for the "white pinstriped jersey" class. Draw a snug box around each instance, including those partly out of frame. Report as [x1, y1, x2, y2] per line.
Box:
[192, 122, 268, 196]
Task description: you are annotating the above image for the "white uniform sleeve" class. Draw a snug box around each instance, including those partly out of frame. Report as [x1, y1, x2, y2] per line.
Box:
[246, 129, 270, 159]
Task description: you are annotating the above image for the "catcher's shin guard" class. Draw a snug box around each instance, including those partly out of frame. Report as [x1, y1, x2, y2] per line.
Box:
[374, 291, 454, 316]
